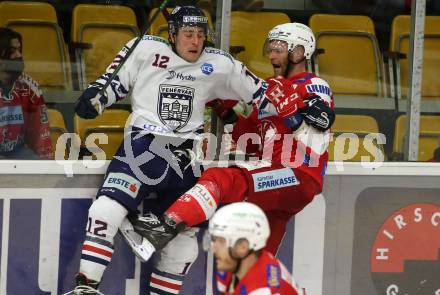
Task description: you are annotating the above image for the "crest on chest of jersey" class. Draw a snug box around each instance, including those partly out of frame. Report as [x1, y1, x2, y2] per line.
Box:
[157, 84, 194, 131]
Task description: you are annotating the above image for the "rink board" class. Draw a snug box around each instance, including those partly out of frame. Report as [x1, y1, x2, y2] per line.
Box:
[0, 161, 439, 295]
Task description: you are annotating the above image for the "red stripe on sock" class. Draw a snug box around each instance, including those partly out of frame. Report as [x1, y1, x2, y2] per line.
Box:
[150, 276, 182, 291]
[82, 244, 113, 258]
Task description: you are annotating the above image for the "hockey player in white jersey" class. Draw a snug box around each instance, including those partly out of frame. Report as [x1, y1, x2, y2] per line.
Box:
[72, 5, 268, 294]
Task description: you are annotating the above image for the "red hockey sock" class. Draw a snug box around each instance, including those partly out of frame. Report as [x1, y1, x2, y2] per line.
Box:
[165, 180, 221, 226]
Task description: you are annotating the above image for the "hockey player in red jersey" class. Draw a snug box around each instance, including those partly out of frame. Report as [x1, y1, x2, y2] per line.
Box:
[208, 202, 300, 295]
[124, 22, 335, 260]
[0, 27, 52, 160]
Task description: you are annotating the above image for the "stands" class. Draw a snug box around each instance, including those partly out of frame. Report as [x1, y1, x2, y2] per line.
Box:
[0, 1, 438, 162]
[0, 1, 71, 90]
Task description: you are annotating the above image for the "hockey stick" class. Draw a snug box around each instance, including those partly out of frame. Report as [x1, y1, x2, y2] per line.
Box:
[95, 0, 170, 110]
[161, 6, 170, 21]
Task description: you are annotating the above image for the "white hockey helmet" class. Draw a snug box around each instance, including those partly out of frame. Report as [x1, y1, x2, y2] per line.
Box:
[208, 202, 270, 251]
[267, 22, 316, 59]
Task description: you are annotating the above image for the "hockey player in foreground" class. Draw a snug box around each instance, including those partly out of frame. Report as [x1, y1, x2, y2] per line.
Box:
[71, 5, 270, 294]
[124, 21, 335, 278]
[207, 202, 301, 294]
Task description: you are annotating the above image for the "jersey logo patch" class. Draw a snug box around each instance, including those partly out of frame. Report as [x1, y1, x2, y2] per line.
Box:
[102, 172, 141, 199]
[201, 63, 214, 75]
[266, 264, 281, 288]
[166, 69, 196, 81]
[0, 105, 24, 126]
[158, 84, 194, 131]
[252, 168, 299, 192]
[306, 84, 332, 96]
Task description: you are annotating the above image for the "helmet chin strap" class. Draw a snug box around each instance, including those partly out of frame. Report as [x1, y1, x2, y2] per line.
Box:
[229, 248, 254, 274]
[284, 59, 293, 77]
[284, 52, 306, 77]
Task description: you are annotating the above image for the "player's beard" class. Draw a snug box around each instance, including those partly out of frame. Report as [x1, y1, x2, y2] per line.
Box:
[3, 57, 24, 85]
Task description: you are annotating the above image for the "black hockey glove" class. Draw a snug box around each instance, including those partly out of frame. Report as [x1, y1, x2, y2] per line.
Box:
[74, 87, 107, 119]
[300, 97, 335, 131]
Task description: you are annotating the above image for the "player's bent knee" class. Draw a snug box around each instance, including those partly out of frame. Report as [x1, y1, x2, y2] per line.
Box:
[87, 195, 128, 241]
[155, 228, 199, 276]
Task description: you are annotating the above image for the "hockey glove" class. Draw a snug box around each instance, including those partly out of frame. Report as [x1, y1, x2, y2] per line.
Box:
[209, 99, 239, 124]
[300, 97, 335, 131]
[74, 87, 107, 119]
[264, 77, 306, 118]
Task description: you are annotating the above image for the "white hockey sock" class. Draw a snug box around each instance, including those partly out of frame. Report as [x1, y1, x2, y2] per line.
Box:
[79, 196, 128, 282]
[149, 268, 185, 295]
[149, 229, 199, 294]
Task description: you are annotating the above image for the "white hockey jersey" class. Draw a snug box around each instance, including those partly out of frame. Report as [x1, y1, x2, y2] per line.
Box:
[91, 35, 267, 137]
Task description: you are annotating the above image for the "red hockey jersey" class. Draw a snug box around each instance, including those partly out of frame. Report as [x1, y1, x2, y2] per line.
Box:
[0, 73, 53, 159]
[216, 251, 300, 295]
[231, 72, 333, 190]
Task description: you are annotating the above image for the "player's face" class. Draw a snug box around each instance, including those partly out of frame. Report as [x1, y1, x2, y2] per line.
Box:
[0, 38, 23, 84]
[9, 38, 22, 59]
[211, 236, 239, 272]
[174, 26, 206, 63]
[267, 40, 289, 77]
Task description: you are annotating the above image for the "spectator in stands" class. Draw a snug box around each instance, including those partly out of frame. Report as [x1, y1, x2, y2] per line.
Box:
[207, 202, 301, 294]
[0, 28, 53, 159]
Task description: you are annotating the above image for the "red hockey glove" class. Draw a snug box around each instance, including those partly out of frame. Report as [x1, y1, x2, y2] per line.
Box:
[208, 99, 239, 124]
[264, 77, 306, 118]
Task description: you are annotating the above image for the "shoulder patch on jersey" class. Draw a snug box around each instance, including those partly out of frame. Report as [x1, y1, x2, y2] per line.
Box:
[306, 83, 332, 96]
[266, 264, 281, 288]
[142, 35, 170, 46]
[240, 284, 248, 295]
[204, 47, 234, 64]
[201, 63, 214, 75]
[306, 77, 332, 95]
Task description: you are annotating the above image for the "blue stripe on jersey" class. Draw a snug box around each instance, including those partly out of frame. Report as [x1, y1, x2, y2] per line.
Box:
[253, 83, 268, 100]
[109, 75, 129, 101]
[80, 254, 109, 266]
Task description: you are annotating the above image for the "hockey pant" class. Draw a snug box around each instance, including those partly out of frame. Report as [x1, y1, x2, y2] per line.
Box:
[79, 129, 199, 283]
[166, 164, 320, 254]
